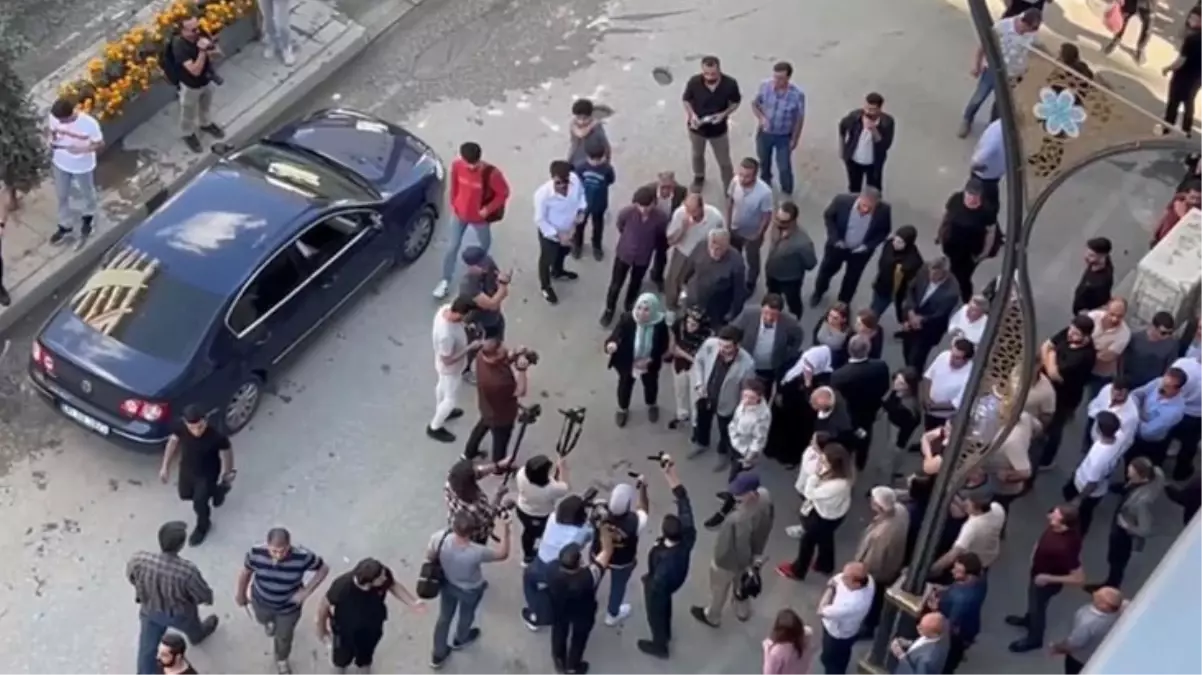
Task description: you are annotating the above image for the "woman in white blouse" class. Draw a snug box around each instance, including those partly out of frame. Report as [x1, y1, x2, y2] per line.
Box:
[728, 378, 773, 480]
[947, 295, 989, 346]
[786, 431, 835, 538]
[777, 443, 854, 581]
[765, 345, 834, 469]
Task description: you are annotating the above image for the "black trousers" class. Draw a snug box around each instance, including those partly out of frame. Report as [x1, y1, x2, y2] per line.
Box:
[605, 259, 648, 313]
[1065, 655, 1086, 675]
[551, 611, 595, 672]
[844, 160, 883, 194]
[901, 330, 940, 371]
[1170, 415, 1201, 481]
[1103, 518, 1136, 589]
[944, 250, 978, 303]
[617, 368, 659, 410]
[178, 475, 226, 532]
[754, 369, 777, 402]
[643, 585, 672, 650]
[1130, 436, 1171, 468]
[812, 244, 873, 304]
[692, 398, 732, 453]
[791, 511, 844, 577]
[572, 209, 605, 250]
[331, 626, 383, 668]
[464, 420, 515, 463]
[945, 633, 970, 674]
[859, 573, 895, 636]
[1038, 406, 1075, 468]
[1061, 480, 1102, 537]
[516, 507, 549, 562]
[1113, 3, 1151, 51]
[1165, 75, 1201, 136]
[765, 276, 804, 318]
[537, 235, 569, 290]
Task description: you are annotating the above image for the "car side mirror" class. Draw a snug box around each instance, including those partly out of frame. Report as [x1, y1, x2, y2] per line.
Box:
[369, 213, 384, 230]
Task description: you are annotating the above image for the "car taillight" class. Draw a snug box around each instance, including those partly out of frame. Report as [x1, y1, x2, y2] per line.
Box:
[120, 398, 169, 423]
[31, 341, 56, 375]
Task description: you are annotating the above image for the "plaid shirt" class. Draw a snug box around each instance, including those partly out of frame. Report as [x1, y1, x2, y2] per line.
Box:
[754, 80, 806, 135]
[127, 551, 214, 613]
[444, 482, 498, 544]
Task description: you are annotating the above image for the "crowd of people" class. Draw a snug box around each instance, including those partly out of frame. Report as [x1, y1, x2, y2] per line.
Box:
[121, 9, 1202, 675]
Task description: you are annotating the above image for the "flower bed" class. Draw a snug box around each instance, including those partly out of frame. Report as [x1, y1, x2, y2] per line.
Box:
[56, 0, 258, 142]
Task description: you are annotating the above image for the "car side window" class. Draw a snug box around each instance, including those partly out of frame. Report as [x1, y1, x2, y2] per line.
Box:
[293, 214, 364, 270]
[228, 250, 306, 335]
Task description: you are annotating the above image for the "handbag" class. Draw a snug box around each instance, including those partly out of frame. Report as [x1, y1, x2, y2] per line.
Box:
[415, 530, 453, 599]
[734, 565, 763, 601]
[1103, 2, 1124, 34]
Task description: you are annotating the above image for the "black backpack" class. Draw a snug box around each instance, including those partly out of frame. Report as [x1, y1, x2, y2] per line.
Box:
[160, 32, 184, 87]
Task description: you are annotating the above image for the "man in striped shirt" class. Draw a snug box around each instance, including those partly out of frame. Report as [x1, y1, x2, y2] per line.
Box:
[235, 528, 329, 674]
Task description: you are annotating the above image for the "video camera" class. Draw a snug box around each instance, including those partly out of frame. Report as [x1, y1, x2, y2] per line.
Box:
[580, 486, 611, 527]
[508, 346, 540, 367]
[646, 451, 674, 470]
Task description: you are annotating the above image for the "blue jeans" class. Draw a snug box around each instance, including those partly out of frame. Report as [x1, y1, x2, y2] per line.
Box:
[962, 70, 996, 125]
[53, 165, 98, 227]
[605, 564, 635, 618]
[755, 131, 794, 194]
[440, 216, 492, 282]
[136, 608, 206, 675]
[432, 582, 485, 660]
[258, 0, 292, 53]
[820, 628, 856, 674]
[522, 558, 552, 625]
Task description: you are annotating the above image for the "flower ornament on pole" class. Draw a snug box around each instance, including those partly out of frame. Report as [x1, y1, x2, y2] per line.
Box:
[1033, 87, 1088, 138]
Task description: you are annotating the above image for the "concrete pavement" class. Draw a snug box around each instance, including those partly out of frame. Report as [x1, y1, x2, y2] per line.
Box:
[0, 0, 1195, 672]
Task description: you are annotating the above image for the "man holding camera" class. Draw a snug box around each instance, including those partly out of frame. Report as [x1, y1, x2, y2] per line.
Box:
[637, 457, 697, 659]
[428, 510, 511, 669]
[463, 339, 530, 463]
[594, 479, 650, 627]
[547, 530, 616, 674]
[172, 16, 226, 153]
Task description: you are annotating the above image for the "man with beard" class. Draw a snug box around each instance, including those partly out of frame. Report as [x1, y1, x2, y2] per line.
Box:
[681, 228, 746, 326]
[852, 487, 909, 641]
[458, 246, 511, 381]
[637, 459, 697, 659]
[762, 201, 818, 318]
[681, 55, 742, 190]
[731, 293, 804, 400]
[810, 386, 856, 449]
[838, 92, 895, 193]
[547, 534, 616, 675]
[533, 160, 587, 304]
[157, 634, 199, 674]
[898, 258, 961, 370]
[600, 186, 669, 326]
[689, 325, 756, 466]
[664, 193, 725, 314]
[316, 557, 425, 674]
[936, 178, 998, 303]
[1038, 315, 1098, 470]
[642, 171, 689, 287]
[1072, 237, 1114, 315]
[1160, 6, 1201, 137]
[810, 188, 893, 308]
[158, 406, 234, 546]
[725, 157, 775, 293]
[831, 335, 890, 471]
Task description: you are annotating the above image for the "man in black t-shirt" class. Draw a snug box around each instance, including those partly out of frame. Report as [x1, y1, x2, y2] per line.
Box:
[171, 17, 226, 152]
[1037, 315, 1098, 469]
[547, 534, 615, 675]
[937, 178, 998, 303]
[158, 633, 199, 674]
[1162, 6, 1201, 136]
[681, 56, 742, 190]
[159, 405, 234, 546]
[317, 558, 424, 672]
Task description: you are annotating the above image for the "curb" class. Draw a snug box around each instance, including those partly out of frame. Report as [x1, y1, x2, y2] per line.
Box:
[0, 0, 425, 339]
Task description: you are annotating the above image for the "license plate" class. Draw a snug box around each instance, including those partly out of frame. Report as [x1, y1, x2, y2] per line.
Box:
[59, 403, 111, 436]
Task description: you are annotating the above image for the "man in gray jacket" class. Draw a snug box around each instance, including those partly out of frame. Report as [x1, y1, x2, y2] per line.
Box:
[681, 228, 746, 326]
[690, 472, 773, 627]
[1088, 457, 1164, 592]
[689, 325, 757, 471]
[731, 294, 803, 400]
[763, 201, 818, 318]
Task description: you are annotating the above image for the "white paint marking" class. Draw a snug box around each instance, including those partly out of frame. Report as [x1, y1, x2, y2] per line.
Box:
[656, 100, 666, 108]
[415, 116, 430, 129]
[331, 93, 341, 101]
[539, 117, 562, 132]
[540, 81, 554, 90]
[486, 108, 504, 117]
[586, 15, 610, 29]
[622, 62, 634, 71]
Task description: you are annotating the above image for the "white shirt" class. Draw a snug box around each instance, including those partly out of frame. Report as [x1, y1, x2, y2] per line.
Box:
[924, 351, 972, 418]
[1086, 385, 1141, 450]
[970, 120, 1006, 181]
[1172, 356, 1202, 418]
[667, 204, 725, 255]
[1074, 438, 1125, 498]
[49, 112, 103, 174]
[948, 305, 987, 345]
[802, 474, 852, 520]
[953, 502, 1006, 567]
[516, 469, 569, 518]
[533, 173, 587, 239]
[783, 345, 833, 384]
[995, 17, 1037, 77]
[820, 573, 875, 639]
[431, 306, 468, 376]
[851, 128, 874, 166]
[753, 322, 776, 369]
[795, 446, 823, 495]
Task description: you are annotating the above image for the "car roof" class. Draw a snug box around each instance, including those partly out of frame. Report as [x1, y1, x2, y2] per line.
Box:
[122, 160, 323, 296]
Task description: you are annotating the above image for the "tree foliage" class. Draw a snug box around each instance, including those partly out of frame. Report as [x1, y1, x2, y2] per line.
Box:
[0, 26, 50, 194]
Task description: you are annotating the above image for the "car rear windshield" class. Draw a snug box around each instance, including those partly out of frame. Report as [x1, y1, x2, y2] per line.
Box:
[71, 261, 224, 363]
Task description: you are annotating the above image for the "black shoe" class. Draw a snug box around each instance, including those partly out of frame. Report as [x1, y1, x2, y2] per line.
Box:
[553, 269, 579, 281]
[520, 607, 542, 631]
[1008, 639, 1041, 653]
[188, 524, 209, 547]
[212, 489, 226, 508]
[80, 215, 94, 238]
[637, 639, 669, 659]
[592, 245, 604, 261]
[427, 426, 456, 443]
[200, 123, 225, 138]
[599, 309, 614, 327]
[0, 287, 10, 307]
[690, 606, 718, 628]
[647, 405, 660, 423]
[451, 627, 481, 650]
[1134, 49, 1146, 65]
[195, 615, 220, 643]
[691, 177, 705, 190]
[571, 244, 583, 259]
[429, 654, 447, 670]
[615, 409, 629, 428]
[808, 293, 823, 308]
[553, 659, 566, 674]
[447, 408, 465, 421]
[49, 226, 73, 245]
[1102, 38, 1118, 54]
[702, 512, 725, 529]
[183, 134, 204, 152]
[542, 288, 559, 304]
[1004, 614, 1029, 628]
[567, 662, 589, 674]
[667, 419, 682, 430]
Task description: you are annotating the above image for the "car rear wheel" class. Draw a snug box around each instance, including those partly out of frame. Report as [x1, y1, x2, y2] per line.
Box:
[399, 206, 437, 264]
[222, 375, 263, 435]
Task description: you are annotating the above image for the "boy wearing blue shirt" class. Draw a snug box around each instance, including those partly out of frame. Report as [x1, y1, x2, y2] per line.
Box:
[573, 145, 616, 261]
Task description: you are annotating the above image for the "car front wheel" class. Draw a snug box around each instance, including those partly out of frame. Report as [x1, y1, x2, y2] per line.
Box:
[222, 375, 263, 435]
[399, 205, 437, 264]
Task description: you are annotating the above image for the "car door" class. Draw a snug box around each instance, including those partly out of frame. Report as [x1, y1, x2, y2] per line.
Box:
[293, 207, 395, 326]
[225, 246, 322, 373]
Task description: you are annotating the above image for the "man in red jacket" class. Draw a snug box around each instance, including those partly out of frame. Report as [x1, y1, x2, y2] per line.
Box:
[434, 142, 511, 298]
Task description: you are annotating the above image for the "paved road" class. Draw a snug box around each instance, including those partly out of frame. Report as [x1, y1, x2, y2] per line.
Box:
[0, 0, 1192, 672]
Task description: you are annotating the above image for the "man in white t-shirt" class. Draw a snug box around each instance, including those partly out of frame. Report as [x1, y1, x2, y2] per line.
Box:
[948, 295, 989, 346]
[818, 562, 875, 674]
[921, 338, 975, 430]
[959, 8, 1042, 137]
[1081, 377, 1139, 456]
[931, 495, 1006, 577]
[1086, 298, 1131, 398]
[664, 192, 725, 312]
[1066, 411, 1123, 536]
[428, 297, 478, 443]
[47, 98, 104, 246]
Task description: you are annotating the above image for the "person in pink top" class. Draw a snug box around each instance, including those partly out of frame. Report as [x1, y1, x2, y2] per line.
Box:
[762, 608, 813, 674]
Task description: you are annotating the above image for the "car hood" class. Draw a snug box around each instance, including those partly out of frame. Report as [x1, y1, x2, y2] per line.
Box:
[39, 311, 186, 397]
[270, 110, 441, 197]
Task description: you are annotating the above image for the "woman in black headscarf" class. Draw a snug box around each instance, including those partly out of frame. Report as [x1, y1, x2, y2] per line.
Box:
[764, 345, 834, 469]
[869, 225, 924, 326]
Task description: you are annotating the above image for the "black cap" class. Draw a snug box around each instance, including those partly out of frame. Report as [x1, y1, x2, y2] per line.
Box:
[182, 405, 205, 424]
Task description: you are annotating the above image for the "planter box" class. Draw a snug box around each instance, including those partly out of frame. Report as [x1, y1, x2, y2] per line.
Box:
[99, 14, 258, 149]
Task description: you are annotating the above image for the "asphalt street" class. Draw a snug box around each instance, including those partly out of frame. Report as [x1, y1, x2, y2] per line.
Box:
[0, 0, 1194, 672]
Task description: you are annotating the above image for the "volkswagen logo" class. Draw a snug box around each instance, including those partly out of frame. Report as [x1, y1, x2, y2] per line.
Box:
[80, 379, 93, 395]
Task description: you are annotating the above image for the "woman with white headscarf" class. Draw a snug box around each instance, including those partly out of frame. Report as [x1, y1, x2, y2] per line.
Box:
[764, 345, 833, 469]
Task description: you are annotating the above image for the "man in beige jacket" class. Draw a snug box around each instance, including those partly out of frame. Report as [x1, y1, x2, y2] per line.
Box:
[854, 486, 910, 639]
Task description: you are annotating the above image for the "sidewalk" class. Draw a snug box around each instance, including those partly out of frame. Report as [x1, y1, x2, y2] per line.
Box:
[0, 0, 402, 335]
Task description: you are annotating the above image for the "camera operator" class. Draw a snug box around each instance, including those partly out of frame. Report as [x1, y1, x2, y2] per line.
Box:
[522, 495, 593, 630]
[464, 339, 532, 462]
[444, 458, 513, 545]
[459, 247, 511, 378]
[547, 531, 616, 675]
[516, 454, 571, 565]
[637, 457, 697, 659]
[171, 17, 226, 153]
[594, 478, 650, 627]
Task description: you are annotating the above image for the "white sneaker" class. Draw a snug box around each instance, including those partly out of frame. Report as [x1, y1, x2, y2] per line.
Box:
[432, 279, 449, 298]
[263, 43, 275, 59]
[604, 603, 632, 626]
[282, 45, 296, 66]
[785, 525, 805, 539]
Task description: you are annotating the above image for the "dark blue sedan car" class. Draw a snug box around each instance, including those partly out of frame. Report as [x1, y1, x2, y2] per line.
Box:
[29, 108, 444, 448]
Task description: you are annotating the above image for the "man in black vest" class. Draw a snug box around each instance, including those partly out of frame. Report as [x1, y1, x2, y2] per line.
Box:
[831, 335, 891, 471]
[637, 459, 697, 659]
[548, 533, 615, 674]
[594, 480, 649, 626]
